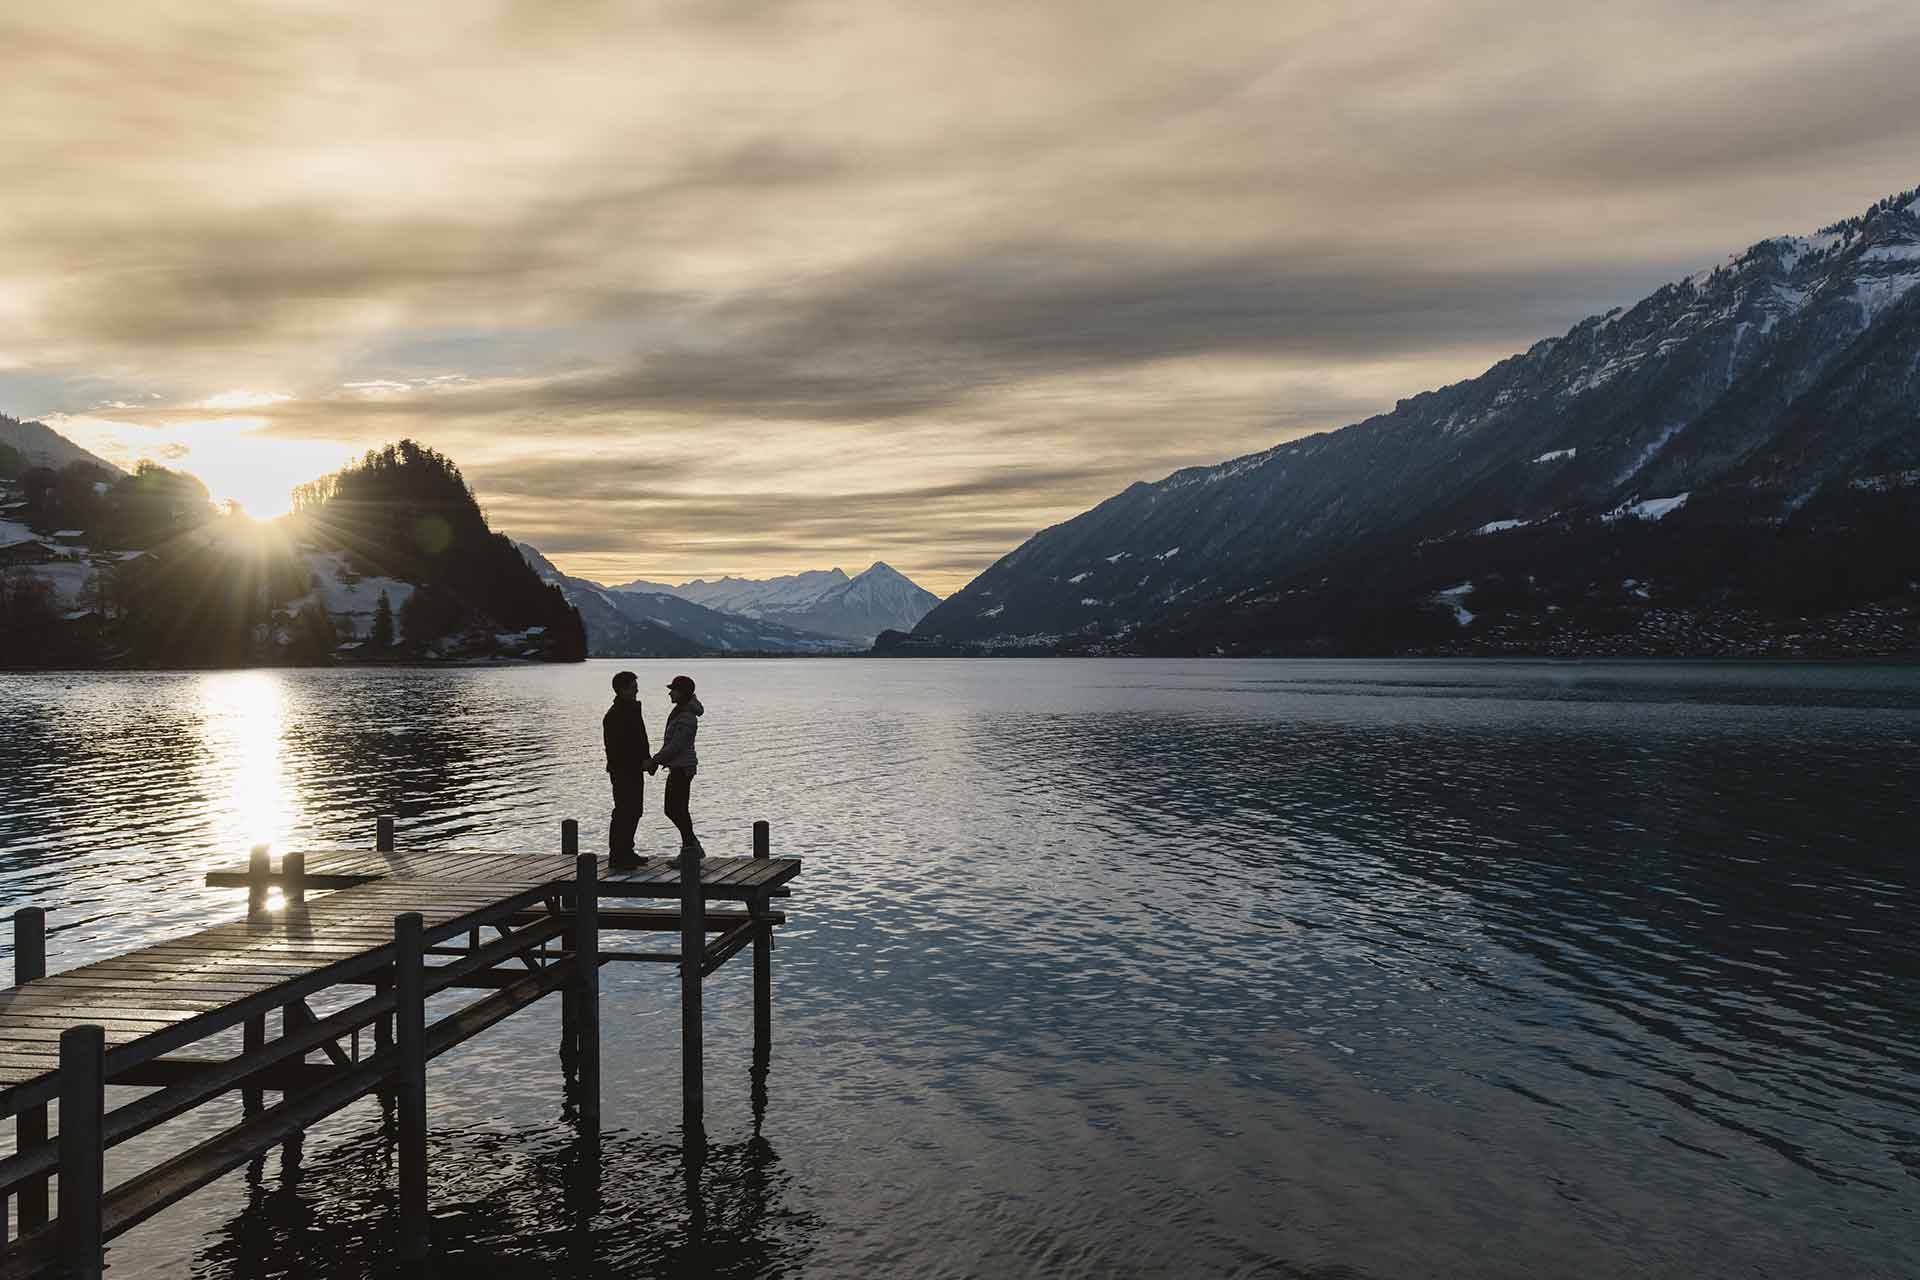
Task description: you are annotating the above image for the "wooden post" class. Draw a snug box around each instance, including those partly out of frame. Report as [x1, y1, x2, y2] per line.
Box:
[247, 843, 271, 915]
[573, 853, 600, 1130]
[284, 851, 305, 907]
[753, 890, 773, 1070]
[377, 815, 395, 852]
[58, 1025, 105, 1280]
[752, 820, 770, 859]
[681, 843, 705, 1133]
[559, 820, 579, 1068]
[278, 851, 307, 1140]
[394, 911, 429, 1263]
[375, 976, 394, 1054]
[244, 851, 270, 1116]
[243, 1014, 266, 1116]
[14, 908, 49, 1233]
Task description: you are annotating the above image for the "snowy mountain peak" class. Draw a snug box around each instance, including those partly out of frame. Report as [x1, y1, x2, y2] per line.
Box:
[518, 549, 942, 647]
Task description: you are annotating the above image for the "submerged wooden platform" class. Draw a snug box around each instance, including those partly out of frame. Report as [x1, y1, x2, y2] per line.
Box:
[0, 819, 800, 1278]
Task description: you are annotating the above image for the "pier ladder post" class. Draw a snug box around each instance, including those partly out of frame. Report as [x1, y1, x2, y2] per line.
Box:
[58, 1025, 105, 1280]
[13, 908, 49, 1233]
[377, 814, 395, 853]
[394, 911, 430, 1263]
[681, 839, 705, 1134]
[752, 822, 772, 1067]
[573, 853, 601, 1130]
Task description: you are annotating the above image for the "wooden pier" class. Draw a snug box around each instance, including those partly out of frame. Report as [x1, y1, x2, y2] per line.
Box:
[0, 818, 799, 1278]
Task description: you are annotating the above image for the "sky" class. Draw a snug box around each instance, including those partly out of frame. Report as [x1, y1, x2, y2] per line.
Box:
[3, 2, 1918, 594]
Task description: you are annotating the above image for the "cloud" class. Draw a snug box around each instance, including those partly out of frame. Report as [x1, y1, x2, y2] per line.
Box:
[3, 1, 1919, 590]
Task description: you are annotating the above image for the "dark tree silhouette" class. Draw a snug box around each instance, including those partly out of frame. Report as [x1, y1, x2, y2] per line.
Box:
[371, 590, 395, 649]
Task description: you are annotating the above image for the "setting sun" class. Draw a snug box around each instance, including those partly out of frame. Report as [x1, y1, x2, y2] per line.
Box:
[52, 412, 355, 520]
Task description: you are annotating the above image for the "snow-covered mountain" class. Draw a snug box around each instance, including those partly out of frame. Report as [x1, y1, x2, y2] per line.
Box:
[901, 183, 1920, 657]
[517, 543, 857, 654]
[626, 568, 851, 615]
[609, 562, 941, 644]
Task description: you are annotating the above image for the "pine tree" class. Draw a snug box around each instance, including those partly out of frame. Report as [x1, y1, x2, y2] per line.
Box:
[371, 590, 395, 649]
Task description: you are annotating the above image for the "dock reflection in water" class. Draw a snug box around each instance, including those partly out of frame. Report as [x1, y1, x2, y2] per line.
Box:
[1, 660, 1916, 1278]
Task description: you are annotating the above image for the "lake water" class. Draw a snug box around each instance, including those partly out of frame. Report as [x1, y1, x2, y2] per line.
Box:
[1, 659, 1917, 1278]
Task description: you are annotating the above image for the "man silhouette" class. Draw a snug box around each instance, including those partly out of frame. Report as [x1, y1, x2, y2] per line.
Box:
[651, 674, 704, 864]
[602, 670, 653, 870]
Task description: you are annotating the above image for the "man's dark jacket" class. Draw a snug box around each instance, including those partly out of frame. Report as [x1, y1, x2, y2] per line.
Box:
[602, 700, 651, 775]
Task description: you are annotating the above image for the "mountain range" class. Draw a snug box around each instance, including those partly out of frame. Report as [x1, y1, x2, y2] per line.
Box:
[519, 546, 941, 654]
[893, 183, 1920, 658]
[611, 563, 940, 644]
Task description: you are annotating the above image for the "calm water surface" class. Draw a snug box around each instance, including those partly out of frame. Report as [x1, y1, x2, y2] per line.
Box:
[1, 659, 1916, 1278]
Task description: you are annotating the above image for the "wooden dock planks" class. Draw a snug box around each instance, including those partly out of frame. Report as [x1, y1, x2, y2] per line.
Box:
[0, 851, 799, 1105]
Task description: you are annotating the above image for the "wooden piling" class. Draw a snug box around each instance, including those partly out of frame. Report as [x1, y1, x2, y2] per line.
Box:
[58, 1024, 105, 1280]
[394, 911, 430, 1262]
[753, 893, 773, 1068]
[559, 820, 580, 1068]
[752, 822, 772, 1067]
[246, 844, 271, 915]
[284, 851, 305, 907]
[14, 908, 48, 1233]
[244, 849, 271, 1116]
[377, 815, 395, 853]
[279, 851, 308, 1141]
[681, 843, 705, 1132]
[573, 854, 600, 1130]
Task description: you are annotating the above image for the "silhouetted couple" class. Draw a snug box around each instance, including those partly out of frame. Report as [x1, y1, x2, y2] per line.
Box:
[601, 670, 705, 870]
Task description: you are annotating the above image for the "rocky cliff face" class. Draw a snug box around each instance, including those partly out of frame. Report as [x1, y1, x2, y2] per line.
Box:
[905, 185, 1920, 656]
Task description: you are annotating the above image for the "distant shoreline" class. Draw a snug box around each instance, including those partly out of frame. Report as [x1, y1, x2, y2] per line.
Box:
[10, 652, 1920, 676]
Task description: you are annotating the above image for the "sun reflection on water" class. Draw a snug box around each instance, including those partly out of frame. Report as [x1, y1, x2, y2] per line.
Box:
[195, 670, 302, 860]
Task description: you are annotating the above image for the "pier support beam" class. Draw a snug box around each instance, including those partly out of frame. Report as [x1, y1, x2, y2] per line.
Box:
[681, 845, 705, 1134]
[573, 854, 600, 1132]
[559, 820, 580, 1070]
[394, 911, 430, 1264]
[58, 1025, 105, 1280]
[244, 846, 270, 1117]
[752, 822, 772, 1069]
[13, 908, 48, 1236]
[280, 852, 307, 1140]
[377, 815, 395, 853]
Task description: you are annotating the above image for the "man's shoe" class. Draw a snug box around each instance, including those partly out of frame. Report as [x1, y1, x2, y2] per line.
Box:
[609, 852, 642, 872]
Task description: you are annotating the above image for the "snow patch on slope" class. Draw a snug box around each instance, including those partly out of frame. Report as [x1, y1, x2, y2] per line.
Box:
[1616, 423, 1686, 485]
[288, 550, 416, 640]
[1606, 493, 1690, 522]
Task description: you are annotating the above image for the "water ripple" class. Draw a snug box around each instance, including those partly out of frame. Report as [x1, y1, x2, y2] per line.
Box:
[1, 659, 1916, 1277]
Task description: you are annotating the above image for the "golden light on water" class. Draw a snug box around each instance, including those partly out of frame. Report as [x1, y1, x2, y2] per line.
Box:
[196, 670, 302, 869]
